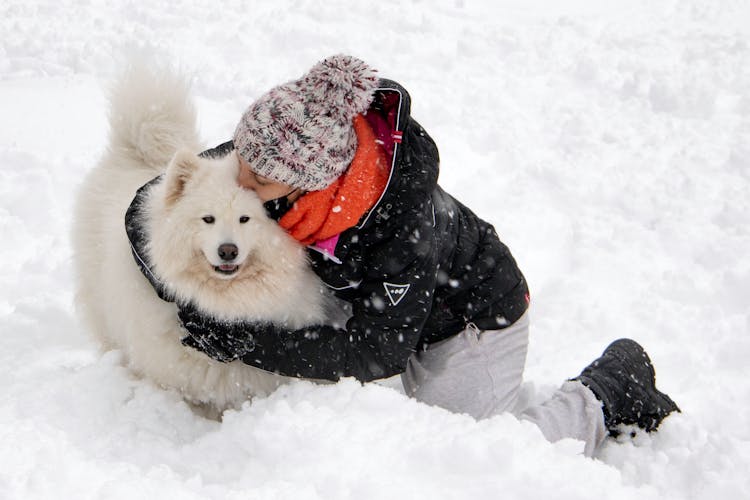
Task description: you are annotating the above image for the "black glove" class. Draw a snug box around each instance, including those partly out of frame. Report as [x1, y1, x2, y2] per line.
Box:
[178, 304, 258, 363]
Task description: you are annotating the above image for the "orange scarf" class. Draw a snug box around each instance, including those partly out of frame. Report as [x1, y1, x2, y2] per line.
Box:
[279, 114, 390, 245]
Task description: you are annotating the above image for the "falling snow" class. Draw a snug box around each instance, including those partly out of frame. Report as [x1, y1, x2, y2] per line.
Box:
[1, 1, 749, 499]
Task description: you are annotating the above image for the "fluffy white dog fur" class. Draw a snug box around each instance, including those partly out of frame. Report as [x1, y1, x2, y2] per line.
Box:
[73, 62, 331, 412]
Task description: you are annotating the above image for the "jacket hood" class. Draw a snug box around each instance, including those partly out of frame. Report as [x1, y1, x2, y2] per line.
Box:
[357, 78, 440, 232]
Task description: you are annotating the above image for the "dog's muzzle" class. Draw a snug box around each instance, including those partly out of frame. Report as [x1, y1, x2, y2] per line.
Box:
[214, 243, 240, 275]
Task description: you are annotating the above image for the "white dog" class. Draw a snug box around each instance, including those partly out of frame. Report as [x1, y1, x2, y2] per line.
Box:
[72, 62, 332, 412]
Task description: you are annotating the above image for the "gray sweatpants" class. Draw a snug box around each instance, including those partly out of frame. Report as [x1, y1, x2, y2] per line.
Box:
[401, 312, 608, 456]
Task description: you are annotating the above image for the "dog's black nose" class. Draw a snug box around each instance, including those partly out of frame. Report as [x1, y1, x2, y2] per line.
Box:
[218, 243, 238, 261]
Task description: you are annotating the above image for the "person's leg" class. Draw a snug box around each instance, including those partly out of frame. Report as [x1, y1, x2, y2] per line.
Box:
[401, 313, 530, 419]
[403, 316, 679, 457]
[401, 312, 608, 456]
[519, 380, 608, 457]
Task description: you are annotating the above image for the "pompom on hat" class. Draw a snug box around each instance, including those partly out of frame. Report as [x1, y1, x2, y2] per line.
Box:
[233, 55, 379, 191]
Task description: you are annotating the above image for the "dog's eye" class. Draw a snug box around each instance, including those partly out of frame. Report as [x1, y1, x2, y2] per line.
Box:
[239, 216, 250, 224]
[202, 216, 215, 224]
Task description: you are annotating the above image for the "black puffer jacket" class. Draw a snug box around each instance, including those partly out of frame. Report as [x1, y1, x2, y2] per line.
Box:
[128, 79, 529, 383]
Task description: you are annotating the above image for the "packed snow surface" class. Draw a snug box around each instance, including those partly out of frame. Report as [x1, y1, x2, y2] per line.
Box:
[2, 1, 749, 499]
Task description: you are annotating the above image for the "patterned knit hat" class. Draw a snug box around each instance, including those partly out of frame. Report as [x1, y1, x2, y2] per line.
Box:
[233, 55, 379, 191]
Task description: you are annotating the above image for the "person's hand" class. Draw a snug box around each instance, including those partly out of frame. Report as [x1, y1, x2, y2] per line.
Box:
[178, 304, 256, 363]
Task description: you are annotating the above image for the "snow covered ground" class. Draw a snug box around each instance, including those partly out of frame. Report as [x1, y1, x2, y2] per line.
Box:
[2, 0, 749, 498]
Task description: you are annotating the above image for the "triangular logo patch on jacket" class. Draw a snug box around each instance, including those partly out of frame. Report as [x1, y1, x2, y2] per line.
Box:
[383, 282, 410, 306]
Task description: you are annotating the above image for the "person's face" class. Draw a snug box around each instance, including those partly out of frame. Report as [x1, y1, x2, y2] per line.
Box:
[236, 153, 300, 202]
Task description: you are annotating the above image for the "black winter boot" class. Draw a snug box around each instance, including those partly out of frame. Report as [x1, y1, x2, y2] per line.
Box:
[573, 338, 680, 437]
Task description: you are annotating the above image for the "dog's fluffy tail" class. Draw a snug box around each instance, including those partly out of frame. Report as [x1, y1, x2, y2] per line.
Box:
[107, 57, 200, 170]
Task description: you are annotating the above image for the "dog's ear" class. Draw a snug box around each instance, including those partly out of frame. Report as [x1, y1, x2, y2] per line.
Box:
[164, 149, 198, 206]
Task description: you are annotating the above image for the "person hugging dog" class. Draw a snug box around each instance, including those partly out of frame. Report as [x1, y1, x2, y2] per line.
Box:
[145, 54, 680, 456]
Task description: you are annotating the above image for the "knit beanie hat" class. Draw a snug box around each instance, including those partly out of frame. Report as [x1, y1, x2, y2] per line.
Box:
[233, 55, 379, 191]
